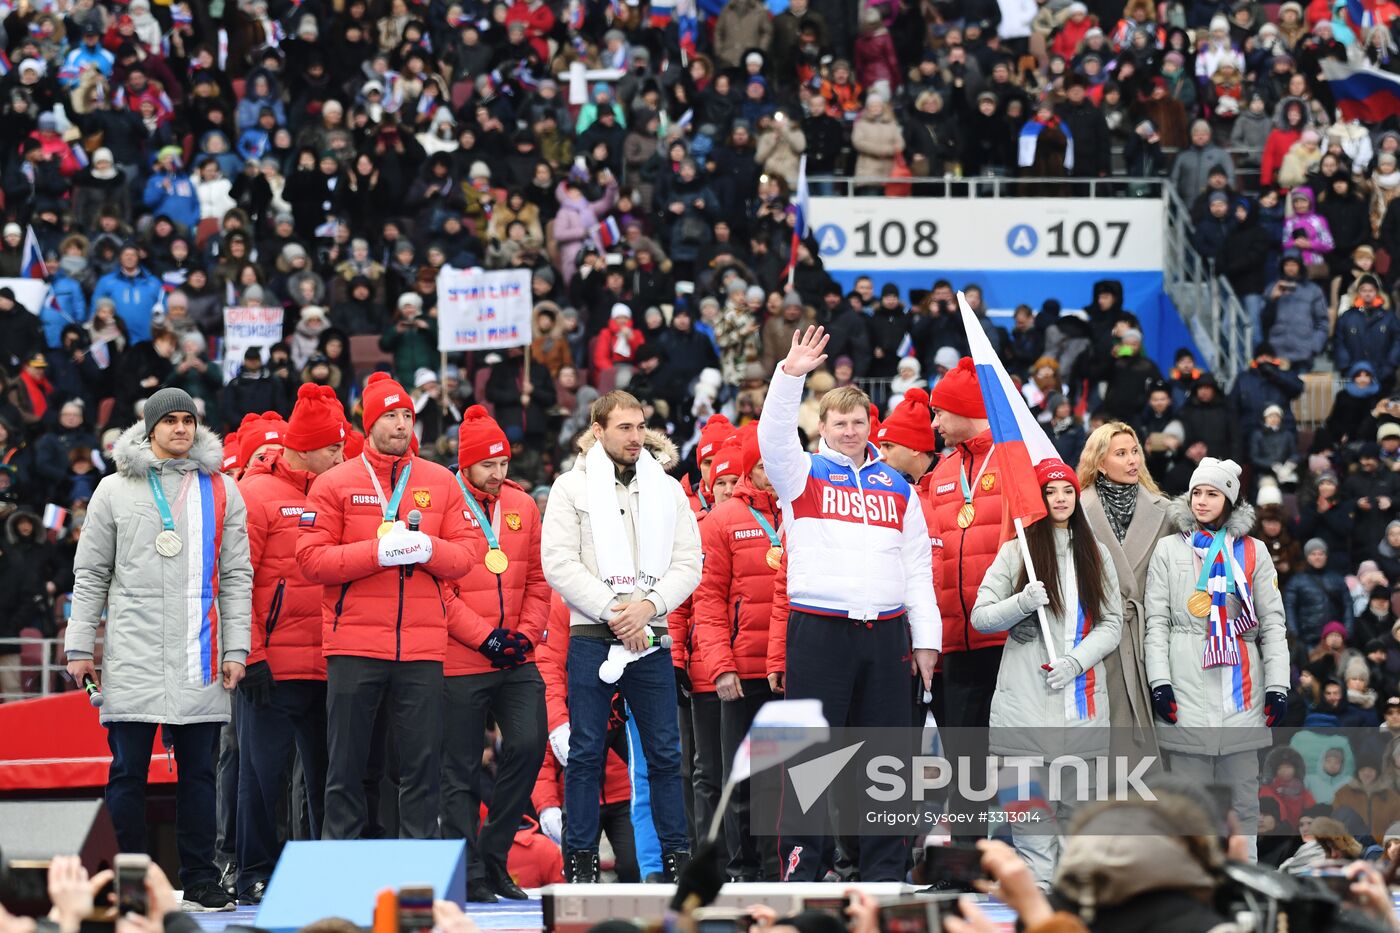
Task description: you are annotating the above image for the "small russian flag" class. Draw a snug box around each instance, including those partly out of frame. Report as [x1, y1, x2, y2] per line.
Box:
[70, 142, 89, 169]
[0, 50, 11, 78]
[1322, 59, 1400, 122]
[21, 225, 46, 280]
[42, 504, 69, 531]
[595, 215, 621, 248]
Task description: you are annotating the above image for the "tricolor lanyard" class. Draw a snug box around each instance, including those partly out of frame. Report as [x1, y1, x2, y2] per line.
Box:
[148, 471, 194, 531]
[957, 449, 991, 505]
[1193, 530, 1236, 594]
[746, 505, 780, 548]
[455, 474, 501, 549]
[362, 454, 412, 524]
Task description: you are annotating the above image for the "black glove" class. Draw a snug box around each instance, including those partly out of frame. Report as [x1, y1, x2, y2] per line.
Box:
[239, 661, 275, 707]
[675, 666, 692, 698]
[1265, 690, 1288, 727]
[669, 839, 725, 911]
[479, 628, 530, 668]
[1152, 684, 1178, 724]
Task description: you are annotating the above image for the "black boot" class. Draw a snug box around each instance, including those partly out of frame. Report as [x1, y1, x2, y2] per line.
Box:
[564, 849, 600, 884]
[661, 850, 692, 884]
[466, 879, 498, 903]
[487, 860, 529, 900]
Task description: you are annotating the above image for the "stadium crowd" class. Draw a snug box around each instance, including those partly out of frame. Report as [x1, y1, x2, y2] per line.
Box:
[13, 0, 1400, 926]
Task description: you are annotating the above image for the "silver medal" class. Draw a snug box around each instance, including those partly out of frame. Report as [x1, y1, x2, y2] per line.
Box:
[155, 529, 183, 557]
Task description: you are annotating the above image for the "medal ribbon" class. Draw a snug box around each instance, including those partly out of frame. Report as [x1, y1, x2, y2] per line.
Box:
[746, 505, 781, 548]
[957, 448, 992, 505]
[455, 473, 501, 550]
[362, 454, 412, 524]
[148, 470, 194, 531]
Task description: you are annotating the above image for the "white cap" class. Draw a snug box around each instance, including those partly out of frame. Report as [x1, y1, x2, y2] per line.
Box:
[413, 367, 438, 388]
[611, 302, 632, 320]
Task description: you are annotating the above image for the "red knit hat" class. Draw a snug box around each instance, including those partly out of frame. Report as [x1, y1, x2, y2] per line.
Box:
[343, 423, 365, 459]
[710, 435, 744, 484]
[696, 414, 734, 466]
[238, 411, 286, 469]
[1034, 458, 1081, 495]
[738, 421, 762, 478]
[877, 387, 936, 452]
[362, 371, 413, 431]
[285, 384, 348, 451]
[929, 358, 987, 419]
[458, 405, 510, 469]
[222, 432, 240, 472]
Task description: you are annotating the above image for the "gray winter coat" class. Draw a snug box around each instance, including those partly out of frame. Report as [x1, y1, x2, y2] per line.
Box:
[970, 528, 1123, 758]
[1081, 484, 1173, 764]
[1144, 498, 1289, 755]
[1263, 277, 1329, 365]
[65, 424, 252, 725]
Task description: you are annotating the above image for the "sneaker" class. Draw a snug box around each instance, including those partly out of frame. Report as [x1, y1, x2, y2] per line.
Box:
[238, 881, 266, 906]
[182, 882, 236, 912]
[218, 862, 237, 896]
[661, 850, 691, 884]
[564, 850, 599, 884]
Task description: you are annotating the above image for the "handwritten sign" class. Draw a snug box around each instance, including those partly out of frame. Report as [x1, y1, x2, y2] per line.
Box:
[435, 268, 532, 352]
[222, 305, 284, 379]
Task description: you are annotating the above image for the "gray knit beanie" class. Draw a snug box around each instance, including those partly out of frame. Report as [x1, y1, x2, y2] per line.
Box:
[144, 387, 198, 437]
[1188, 457, 1243, 504]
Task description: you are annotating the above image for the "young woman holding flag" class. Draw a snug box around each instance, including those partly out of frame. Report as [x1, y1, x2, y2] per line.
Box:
[1144, 458, 1289, 862]
[970, 459, 1123, 886]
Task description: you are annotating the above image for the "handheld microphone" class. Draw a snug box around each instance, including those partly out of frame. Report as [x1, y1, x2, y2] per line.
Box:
[82, 673, 104, 708]
[406, 509, 422, 577]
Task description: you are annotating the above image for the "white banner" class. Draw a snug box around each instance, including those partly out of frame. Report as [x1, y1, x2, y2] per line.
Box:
[0, 278, 50, 315]
[435, 267, 532, 352]
[222, 305, 284, 380]
[808, 197, 1165, 272]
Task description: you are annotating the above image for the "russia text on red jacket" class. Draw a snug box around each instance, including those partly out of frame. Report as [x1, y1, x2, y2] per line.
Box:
[924, 429, 1009, 654]
[240, 449, 326, 680]
[296, 446, 481, 663]
[692, 479, 783, 681]
[444, 477, 550, 676]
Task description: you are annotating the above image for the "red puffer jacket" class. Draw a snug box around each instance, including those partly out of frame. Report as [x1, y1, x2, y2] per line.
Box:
[444, 478, 550, 676]
[766, 540, 789, 680]
[923, 430, 1009, 654]
[534, 595, 631, 808]
[668, 512, 719, 694]
[692, 480, 782, 681]
[239, 450, 326, 680]
[298, 446, 481, 663]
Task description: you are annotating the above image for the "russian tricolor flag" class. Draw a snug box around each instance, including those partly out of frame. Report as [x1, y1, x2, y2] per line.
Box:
[21, 225, 46, 280]
[1322, 59, 1400, 122]
[957, 291, 1058, 530]
[595, 216, 621, 248]
[42, 504, 68, 532]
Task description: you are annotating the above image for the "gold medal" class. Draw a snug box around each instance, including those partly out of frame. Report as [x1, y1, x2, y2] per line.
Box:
[1187, 591, 1213, 618]
[765, 545, 783, 571]
[956, 502, 976, 528]
[377, 520, 395, 538]
[155, 529, 183, 557]
[484, 548, 509, 574]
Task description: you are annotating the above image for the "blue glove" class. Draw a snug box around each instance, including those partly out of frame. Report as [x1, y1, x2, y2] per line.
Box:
[1152, 684, 1178, 724]
[1265, 690, 1288, 727]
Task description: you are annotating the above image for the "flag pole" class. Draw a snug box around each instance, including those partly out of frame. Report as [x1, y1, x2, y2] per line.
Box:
[1013, 516, 1059, 662]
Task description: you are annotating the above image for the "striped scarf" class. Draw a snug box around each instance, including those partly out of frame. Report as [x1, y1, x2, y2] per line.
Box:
[1190, 529, 1258, 711]
[1060, 552, 1096, 722]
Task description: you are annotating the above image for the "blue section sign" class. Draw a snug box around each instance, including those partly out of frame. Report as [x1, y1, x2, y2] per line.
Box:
[815, 223, 846, 257]
[1006, 224, 1038, 257]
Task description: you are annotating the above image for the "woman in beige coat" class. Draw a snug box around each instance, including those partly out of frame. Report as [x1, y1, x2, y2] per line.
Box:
[1076, 422, 1173, 772]
[851, 96, 904, 192]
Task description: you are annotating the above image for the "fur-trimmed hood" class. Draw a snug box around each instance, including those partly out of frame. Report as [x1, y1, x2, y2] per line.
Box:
[574, 428, 680, 470]
[1167, 494, 1257, 537]
[113, 423, 225, 478]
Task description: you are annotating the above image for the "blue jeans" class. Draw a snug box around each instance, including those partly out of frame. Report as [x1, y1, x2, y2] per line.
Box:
[106, 721, 222, 888]
[1241, 293, 1266, 351]
[564, 636, 688, 854]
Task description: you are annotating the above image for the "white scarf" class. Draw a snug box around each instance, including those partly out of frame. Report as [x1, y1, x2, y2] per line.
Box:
[585, 440, 675, 595]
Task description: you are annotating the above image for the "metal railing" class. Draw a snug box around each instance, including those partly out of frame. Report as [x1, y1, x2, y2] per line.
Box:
[807, 174, 1167, 199]
[0, 637, 75, 704]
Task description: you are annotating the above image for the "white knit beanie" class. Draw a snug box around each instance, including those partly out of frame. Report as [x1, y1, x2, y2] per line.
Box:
[1189, 457, 1243, 504]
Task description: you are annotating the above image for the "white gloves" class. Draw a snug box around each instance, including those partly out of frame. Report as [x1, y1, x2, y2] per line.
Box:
[599, 642, 658, 683]
[1016, 580, 1049, 615]
[548, 723, 571, 767]
[539, 807, 563, 844]
[1045, 655, 1083, 690]
[377, 521, 433, 567]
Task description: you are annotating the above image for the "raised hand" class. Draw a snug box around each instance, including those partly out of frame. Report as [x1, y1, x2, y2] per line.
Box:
[780, 325, 829, 377]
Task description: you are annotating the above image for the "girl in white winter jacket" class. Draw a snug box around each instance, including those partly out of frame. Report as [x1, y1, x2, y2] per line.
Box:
[970, 458, 1123, 885]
